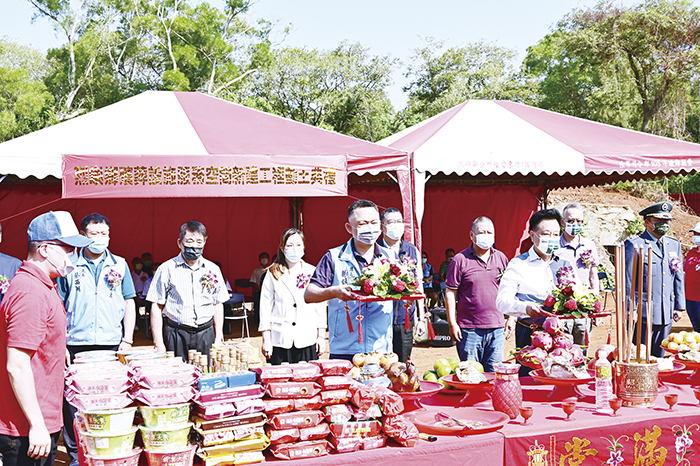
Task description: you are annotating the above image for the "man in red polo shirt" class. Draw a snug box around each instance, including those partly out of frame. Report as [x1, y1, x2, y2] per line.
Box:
[0, 211, 91, 466]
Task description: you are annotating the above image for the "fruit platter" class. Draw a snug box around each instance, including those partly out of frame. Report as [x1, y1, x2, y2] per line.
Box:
[662, 331, 700, 353]
[529, 369, 595, 401]
[441, 373, 495, 406]
[513, 317, 587, 370]
[408, 408, 509, 436]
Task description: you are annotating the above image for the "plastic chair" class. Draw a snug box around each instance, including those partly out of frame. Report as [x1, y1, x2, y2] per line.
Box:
[234, 279, 254, 301]
[598, 269, 615, 310]
[224, 293, 249, 339]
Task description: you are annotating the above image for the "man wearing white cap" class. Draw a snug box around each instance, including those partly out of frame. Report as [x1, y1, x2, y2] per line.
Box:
[684, 221, 700, 332]
[0, 211, 91, 466]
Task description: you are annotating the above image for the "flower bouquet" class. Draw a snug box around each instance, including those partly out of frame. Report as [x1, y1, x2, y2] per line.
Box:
[354, 256, 421, 300]
[543, 266, 603, 319]
[346, 256, 426, 338]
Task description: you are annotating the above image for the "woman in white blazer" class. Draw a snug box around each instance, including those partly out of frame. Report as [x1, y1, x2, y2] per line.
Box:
[259, 228, 327, 364]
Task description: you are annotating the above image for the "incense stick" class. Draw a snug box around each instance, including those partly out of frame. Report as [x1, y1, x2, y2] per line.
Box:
[636, 247, 644, 363]
[646, 247, 653, 364]
[627, 247, 639, 364]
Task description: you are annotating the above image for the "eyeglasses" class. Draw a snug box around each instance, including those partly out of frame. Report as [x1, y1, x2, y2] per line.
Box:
[355, 220, 380, 227]
[44, 242, 76, 254]
[383, 220, 404, 225]
[565, 220, 583, 225]
[182, 240, 205, 247]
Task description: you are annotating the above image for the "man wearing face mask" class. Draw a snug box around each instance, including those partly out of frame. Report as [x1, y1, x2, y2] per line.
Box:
[147, 220, 229, 360]
[305, 200, 397, 359]
[496, 209, 576, 376]
[684, 222, 700, 332]
[625, 202, 685, 357]
[56, 213, 137, 466]
[445, 217, 513, 372]
[377, 207, 424, 362]
[0, 211, 91, 466]
[557, 203, 600, 350]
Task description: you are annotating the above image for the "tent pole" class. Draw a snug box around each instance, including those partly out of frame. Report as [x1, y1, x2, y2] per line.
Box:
[290, 197, 303, 231]
[541, 186, 550, 209]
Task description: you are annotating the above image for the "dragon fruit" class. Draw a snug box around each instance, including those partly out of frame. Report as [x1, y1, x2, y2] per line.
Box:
[550, 347, 573, 363]
[543, 316, 564, 335]
[569, 345, 585, 366]
[532, 331, 553, 351]
[516, 345, 548, 368]
[553, 333, 574, 350]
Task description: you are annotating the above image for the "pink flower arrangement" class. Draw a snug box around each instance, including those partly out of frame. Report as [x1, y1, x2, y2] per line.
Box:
[296, 273, 311, 290]
[670, 256, 682, 274]
[355, 255, 418, 299]
[0, 275, 9, 294]
[201, 271, 219, 293]
[105, 270, 122, 290]
[564, 299, 578, 311]
[556, 265, 576, 286]
[580, 249, 597, 268]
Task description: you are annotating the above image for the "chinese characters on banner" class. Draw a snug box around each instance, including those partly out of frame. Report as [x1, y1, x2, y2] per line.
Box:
[61, 154, 348, 198]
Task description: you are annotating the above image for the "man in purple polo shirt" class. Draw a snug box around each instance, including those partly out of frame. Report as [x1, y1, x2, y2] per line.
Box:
[445, 216, 514, 372]
[558, 203, 600, 349]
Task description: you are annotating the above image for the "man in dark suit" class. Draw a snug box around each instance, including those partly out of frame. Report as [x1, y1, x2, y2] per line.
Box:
[625, 201, 685, 357]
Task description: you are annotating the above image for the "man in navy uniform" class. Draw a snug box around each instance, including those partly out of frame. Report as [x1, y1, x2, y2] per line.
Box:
[625, 201, 685, 357]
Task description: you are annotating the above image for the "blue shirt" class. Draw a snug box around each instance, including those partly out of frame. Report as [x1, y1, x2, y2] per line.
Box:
[0, 252, 22, 307]
[57, 249, 136, 345]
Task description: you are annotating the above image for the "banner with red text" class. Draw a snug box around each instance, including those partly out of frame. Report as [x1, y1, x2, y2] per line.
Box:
[62, 154, 347, 198]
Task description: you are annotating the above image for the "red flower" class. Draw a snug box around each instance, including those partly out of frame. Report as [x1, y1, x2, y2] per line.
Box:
[390, 264, 402, 276]
[561, 286, 574, 297]
[594, 301, 602, 312]
[565, 299, 578, 311]
[392, 279, 406, 292]
[363, 279, 376, 294]
[544, 295, 556, 308]
[380, 258, 390, 265]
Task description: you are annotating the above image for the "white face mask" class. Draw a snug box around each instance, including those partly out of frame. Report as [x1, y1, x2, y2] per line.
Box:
[534, 234, 560, 256]
[474, 233, 494, 250]
[693, 236, 700, 246]
[87, 237, 109, 254]
[384, 223, 404, 241]
[47, 244, 77, 277]
[355, 224, 381, 245]
[260, 258, 269, 266]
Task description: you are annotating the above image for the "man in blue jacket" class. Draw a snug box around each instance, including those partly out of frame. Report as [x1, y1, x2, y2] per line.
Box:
[625, 201, 685, 357]
[305, 200, 397, 359]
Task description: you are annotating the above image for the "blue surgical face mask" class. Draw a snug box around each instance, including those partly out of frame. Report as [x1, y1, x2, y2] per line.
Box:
[384, 223, 404, 241]
[87, 237, 109, 254]
[475, 233, 494, 250]
[285, 248, 304, 264]
[535, 234, 560, 256]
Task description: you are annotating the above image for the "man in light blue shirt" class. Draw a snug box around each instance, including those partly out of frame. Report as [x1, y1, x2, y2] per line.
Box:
[57, 213, 136, 466]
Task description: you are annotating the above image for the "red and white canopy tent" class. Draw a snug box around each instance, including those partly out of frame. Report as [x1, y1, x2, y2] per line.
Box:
[379, 100, 700, 261]
[0, 91, 411, 280]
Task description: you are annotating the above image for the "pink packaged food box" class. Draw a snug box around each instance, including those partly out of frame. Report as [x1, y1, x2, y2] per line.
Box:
[318, 376, 354, 390]
[289, 363, 322, 382]
[265, 381, 321, 399]
[263, 398, 295, 415]
[66, 392, 133, 411]
[193, 401, 236, 420]
[293, 396, 323, 412]
[299, 422, 330, 441]
[329, 420, 382, 439]
[250, 366, 293, 383]
[310, 359, 353, 376]
[268, 410, 324, 430]
[133, 386, 196, 406]
[266, 426, 300, 445]
[269, 440, 330, 461]
[323, 405, 352, 424]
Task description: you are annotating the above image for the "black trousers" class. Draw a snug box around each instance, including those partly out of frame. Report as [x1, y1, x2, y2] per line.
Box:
[393, 322, 414, 363]
[163, 319, 215, 361]
[0, 432, 60, 466]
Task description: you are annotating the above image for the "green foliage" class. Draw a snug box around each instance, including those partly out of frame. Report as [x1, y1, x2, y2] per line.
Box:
[625, 216, 645, 237]
[558, 0, 700, 136]
[402, 39, 534, 122]
[597, 264, 615, 291]
[237, 42, 397, 141]
[0, 39, 54, 141]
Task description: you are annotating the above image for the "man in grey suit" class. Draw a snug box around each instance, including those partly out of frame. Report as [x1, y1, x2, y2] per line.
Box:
[625, 201, 685, 357]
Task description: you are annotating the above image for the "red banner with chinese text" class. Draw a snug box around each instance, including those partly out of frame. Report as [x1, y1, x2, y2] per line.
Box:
[61, 154, 348, 198]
